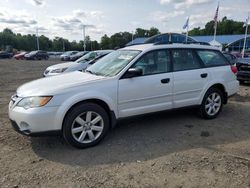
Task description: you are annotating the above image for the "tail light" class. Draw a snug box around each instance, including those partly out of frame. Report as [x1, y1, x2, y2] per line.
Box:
[231, 65, 237, 74]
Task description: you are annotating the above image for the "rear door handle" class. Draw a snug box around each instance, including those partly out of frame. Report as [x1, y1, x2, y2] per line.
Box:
[200, 73, 208, 78]
[161, 78, 170, 84]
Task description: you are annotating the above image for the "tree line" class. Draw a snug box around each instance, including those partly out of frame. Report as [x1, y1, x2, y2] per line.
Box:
[0, 27, 159, 52]
[189, 17, 246, 36]
[0, 17, 247, 52]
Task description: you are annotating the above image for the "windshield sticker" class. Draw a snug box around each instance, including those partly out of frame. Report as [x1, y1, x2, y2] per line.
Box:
[118, 55, 133, 60]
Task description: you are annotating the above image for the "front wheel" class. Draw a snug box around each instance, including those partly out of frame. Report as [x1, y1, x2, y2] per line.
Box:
[63, 103, 110, 149]
[199, 88, 224, 119]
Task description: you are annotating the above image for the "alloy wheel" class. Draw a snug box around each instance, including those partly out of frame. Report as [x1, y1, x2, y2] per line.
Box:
[71, 111, 104, 144]
[205, 92, 222, 116]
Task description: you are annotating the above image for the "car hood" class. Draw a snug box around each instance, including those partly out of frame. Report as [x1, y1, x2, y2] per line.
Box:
[17, 71, 105, 97]
[46, 62, 78, 70]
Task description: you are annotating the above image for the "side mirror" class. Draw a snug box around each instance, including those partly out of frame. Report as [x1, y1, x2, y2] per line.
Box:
[123, 68, 143, 78]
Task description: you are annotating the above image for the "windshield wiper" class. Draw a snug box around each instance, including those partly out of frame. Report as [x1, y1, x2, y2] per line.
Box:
[85, 69, 105, 76]
[85, 69, 94, 74]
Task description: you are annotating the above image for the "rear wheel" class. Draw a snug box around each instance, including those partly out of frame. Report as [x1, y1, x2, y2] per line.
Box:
[63, 103, 110, 149]
[199, 88, 224, 119]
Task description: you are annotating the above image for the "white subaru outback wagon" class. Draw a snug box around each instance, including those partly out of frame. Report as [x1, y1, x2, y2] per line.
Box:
[9, 43, 239, 148]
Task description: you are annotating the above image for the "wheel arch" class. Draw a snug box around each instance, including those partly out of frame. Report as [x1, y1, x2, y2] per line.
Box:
[201, 83, 228, 104]
[61, 98, 117, 131]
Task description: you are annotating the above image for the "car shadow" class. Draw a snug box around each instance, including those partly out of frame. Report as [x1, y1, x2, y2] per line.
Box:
[30, 102, 250, 167]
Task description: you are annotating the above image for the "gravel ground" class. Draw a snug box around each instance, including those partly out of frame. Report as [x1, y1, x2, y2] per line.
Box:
[0, 59, 250, 188]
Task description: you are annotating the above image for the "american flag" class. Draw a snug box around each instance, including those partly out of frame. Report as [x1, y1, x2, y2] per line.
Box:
[214, 3, 219, 28]
[183, 17, 189, 30]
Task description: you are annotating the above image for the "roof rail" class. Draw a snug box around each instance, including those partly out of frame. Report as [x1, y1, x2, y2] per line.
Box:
[153, 41, 210, 46]
[183, 41, 210, 45]
[126, 43, 149, 47]
[153, 41, 173, 45]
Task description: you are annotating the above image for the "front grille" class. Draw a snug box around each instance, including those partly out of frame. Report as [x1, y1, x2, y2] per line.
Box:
[239, 65, 250, 72]
[44, 70, 49, 74]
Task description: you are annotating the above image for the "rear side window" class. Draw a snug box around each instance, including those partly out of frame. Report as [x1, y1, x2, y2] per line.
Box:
[172, 49, 201, 71]
[197, 50, 228, 67]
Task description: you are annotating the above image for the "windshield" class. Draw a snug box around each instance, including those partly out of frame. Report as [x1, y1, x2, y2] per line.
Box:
[63, 51, 74, 55]
[29, 51, 37, 55]
[76, 52, 97, 63]
[86, 50, 141, 77]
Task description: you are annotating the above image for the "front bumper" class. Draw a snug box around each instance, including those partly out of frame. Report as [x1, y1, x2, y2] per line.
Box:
[237, 71, 250, 81]
[10, 120, 60, 136]
[9, 101, 61, 135]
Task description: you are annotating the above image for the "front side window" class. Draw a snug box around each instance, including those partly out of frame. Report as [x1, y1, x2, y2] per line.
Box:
[172, 49, 201, 71]
[132, 50, 170, 76]
[197, 50, 228, 67]
[86, 50, 141, 77]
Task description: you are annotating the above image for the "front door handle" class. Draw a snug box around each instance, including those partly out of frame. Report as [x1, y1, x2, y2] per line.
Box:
[161, 78, 170, 84]
[200, 73, 208, 78]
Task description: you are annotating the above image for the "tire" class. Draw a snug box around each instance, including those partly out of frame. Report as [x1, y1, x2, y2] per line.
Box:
[199, 87, 224, 119]
[63, 102, 110, 149]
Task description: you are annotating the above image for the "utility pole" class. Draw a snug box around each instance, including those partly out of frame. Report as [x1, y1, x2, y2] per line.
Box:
[131, 31, 134, 44]
[242, 12, 249, 58]
[83, 25, 86, 51]
[82, 24, 94, 51]
[36, 28, 40, 50]
[62, 39, 65, 52]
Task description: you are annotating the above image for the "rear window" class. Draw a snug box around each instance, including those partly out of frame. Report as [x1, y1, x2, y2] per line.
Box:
[196, 50, 229, 67]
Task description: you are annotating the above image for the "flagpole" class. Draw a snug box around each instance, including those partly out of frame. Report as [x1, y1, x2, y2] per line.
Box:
[213, 22, 217, 41]
[242, 12, 249, 58]
[213, 2, 219, 42]
[183, 16, 189, 43]
[186, 25, 189, 43]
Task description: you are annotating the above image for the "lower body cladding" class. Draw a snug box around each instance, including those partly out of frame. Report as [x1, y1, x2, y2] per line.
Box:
[8, 105, 61, 136]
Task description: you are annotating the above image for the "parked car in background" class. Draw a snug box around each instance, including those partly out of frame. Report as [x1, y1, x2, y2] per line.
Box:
[222, 52, 237, 65]
[236, 58, 250, 84]
[60, 51, 78, 61]
[24, 50, 49, 60]
[9, 43, 238, 148]
[0, 51, 13, 59]
[69, 51, 89, 61]
[243, 49, 250, 57]
[144, 33, 197, 44]
[14, 52, 27, 60]
[230, 51, 248, 58]
[44, 50, 113, 77]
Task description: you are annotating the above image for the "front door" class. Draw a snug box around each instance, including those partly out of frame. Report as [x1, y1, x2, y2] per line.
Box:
[118, 49, 173, 118]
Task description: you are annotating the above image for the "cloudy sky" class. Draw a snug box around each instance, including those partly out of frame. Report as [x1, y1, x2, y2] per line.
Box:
[0, 0, 249, 42]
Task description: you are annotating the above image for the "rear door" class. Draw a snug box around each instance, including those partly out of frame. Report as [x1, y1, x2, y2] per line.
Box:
[118, 49, 173, 117]
[172, 49, 210, 108]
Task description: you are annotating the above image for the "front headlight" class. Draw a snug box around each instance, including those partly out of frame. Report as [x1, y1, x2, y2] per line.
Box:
[51, 68, 67, 73]
[17, 96, 52, 109]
